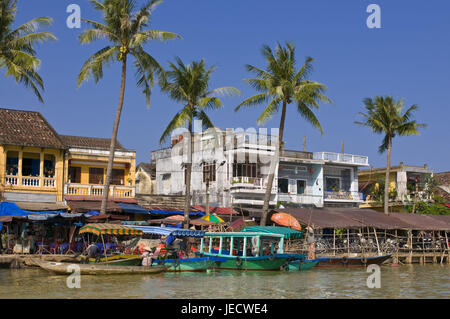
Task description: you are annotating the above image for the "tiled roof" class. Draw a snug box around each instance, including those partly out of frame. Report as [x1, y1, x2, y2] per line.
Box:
[0, 108, 65, 149]
[60, 135, 127, 150]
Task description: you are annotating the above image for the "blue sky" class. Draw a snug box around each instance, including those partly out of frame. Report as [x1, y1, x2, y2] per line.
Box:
[1, 0, 449, 172]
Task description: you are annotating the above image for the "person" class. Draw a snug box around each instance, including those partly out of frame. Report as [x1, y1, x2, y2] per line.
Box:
[142, 250, 154, 267]
[85, 242, 100, 259]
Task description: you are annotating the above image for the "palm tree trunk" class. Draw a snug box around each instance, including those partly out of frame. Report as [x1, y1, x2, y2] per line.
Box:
[260, 99, 287, 225]
[100, 57, 127, 215]
[183, 122, 193, 229]
[384, 137, 392, 215]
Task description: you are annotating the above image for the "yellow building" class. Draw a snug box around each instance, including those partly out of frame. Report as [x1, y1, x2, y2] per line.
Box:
[358, 162, 433, 211]
[60, 135, 136, 201]
[0, 108, 136, 206]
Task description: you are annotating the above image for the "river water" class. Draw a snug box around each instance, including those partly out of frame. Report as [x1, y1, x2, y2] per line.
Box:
[0, 265, 448, 299]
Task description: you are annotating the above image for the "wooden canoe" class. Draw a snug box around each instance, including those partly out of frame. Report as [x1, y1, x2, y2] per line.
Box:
[32, 258, 166, 275]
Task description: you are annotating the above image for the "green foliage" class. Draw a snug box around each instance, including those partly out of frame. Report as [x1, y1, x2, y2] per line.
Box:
[405, 196, 450, 215]
[235, 42, 332, 132]
[0, 0, 57, 102]
[159, 57, 239, 143]
[77, 0, 181, 107]
[355, 96, 426, 154]
[369, 180, 398, 204]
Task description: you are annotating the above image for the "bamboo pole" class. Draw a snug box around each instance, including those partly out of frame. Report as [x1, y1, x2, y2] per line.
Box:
[373, 227, 380, 255]
[445, 231, 450, 264]
[333, 229, 336, 256]
[347, 229, 350, 255]
[101, 234, 107, 261]
[432, 231, 436, 264]
[422, 233, 425, 264]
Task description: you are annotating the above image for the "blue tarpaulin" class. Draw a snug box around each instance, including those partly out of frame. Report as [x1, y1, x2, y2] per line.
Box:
[0, 202, 65, 217]
[128, 226, 205, 238]
[149, 210, 205, 217]
[116, 203, 149, 214]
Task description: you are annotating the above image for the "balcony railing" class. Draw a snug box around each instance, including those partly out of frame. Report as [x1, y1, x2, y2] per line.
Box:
[230, 176, 278, 192]
[4, 175, 56, 188]
[313, 152, 369, 165]
[324, 191, 364, 201]
[65, 183, 135, 198]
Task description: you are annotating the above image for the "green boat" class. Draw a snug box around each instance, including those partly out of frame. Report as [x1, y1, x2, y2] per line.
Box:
[157, 257, 227, 272]
[198, 232, 305, 271]
[287, 259, 319, 271]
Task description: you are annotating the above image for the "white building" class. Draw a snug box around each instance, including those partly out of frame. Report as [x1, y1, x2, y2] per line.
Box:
[151, 128, 369, 210]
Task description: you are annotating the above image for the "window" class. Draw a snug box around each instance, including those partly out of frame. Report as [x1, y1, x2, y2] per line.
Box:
[6, 151, 18, 176]
[297, 180, 306, 194]
[325, 177, 341, 192]
[111, 169, 124, 185]
[89, 168, 104, 184]
[68, 166, 81, 184]
[232, 155, 258, 178]
[22, 152, 40, 177]
[44, 154, 55, 177]
[278, 178, 288, 193]
[203, 162, 216, 183]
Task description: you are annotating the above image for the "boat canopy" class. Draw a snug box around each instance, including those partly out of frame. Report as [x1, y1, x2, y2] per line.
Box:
[79, 223, 143, 236]
[240, 226, 303, 239]
[204, 231, 285, 239]
[129, 225, 205, 238]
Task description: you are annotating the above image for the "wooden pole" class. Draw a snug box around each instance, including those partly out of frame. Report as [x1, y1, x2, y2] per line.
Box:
[347, 229, 350, 255]
[333, 228, 336, 256]
[303, 136, 306, 152]
[445, 231, 450, 264]
[373, 228, 380, 255]
[101, 234, 107, 261]
[432, 231, 436, 264]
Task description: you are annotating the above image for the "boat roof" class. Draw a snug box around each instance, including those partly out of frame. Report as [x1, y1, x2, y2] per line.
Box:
[128, 226, 205, 238]
[241, 226, 303, 239]
[79, 223, 143, 236]
[204, 231, 284, 238]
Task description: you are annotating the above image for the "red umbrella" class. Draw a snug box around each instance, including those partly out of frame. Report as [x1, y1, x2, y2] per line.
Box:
[270, 212, 302, 231]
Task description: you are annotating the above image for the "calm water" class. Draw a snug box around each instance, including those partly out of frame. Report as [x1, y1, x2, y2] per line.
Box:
[0, 265, 448, 299]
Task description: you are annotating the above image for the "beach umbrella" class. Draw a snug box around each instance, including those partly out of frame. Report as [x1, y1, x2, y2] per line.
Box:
[200, 215, 225, 223]
[270, 212, 302, 231]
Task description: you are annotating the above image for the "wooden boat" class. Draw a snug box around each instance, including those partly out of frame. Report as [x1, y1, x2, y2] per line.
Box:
[156, 257, 227, 272]
[198, 232, 305, 271]
[315, 254, 392, 268]
[32, 258, 166, 275]
[287, 259, 319, 271]
[83, 254, 142, 266]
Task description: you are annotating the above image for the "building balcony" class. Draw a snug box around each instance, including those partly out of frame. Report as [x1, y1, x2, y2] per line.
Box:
[64, 183, 135, 199]
[324, 191, 364, 202]
[277, 193, 323, 207]
[313, 152, 369, 166]
[4, 175, 56, 189]
[230, 177, 277, 193]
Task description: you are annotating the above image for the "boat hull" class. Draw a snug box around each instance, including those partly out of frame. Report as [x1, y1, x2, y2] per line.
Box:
[201, 254, 305, 271]
[83, 254, 142, 266]
[158, 257, 224, 272]
[287, 259, 319, 271]
[33, 259, 166, 275]
[315, 254, 392, 268]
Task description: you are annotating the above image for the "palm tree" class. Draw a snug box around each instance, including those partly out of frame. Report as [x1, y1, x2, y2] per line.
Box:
[159, 57, 239, 228]
[77, 0, 181, 214]
[235, 42, 332, 226]
[0, 0, 56, 102]
[355, 96, 426, 215]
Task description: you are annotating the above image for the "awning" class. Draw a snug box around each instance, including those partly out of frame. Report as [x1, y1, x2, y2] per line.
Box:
[79, 223, 143, 236]
[86, 214, 130, 222]
[241, 226, 303, 239]
[192, 205, 238, 215]
[66, 200, 122, 214]
[149, 210, 205, 217]
[116, 203, 149, 214]
[128, 226, 205, 238]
